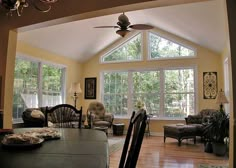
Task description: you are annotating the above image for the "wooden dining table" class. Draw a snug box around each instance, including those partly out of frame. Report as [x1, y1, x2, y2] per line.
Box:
[0, 128, 109, 168]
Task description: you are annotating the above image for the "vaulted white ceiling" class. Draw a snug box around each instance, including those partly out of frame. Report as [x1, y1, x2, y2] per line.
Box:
[18, 0, 227, 62]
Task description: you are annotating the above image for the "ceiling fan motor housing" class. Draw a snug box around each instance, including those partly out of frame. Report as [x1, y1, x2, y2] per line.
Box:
[117, 21, 130, 29]
[117, 13, 131, 29]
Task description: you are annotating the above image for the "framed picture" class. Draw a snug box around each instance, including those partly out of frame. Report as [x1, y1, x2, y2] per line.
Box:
[84, 77, 97, 99]
[203, 72, 217, 99]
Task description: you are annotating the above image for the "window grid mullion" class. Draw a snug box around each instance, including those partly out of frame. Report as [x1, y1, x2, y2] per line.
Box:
[159, 69, 165, 118]
[127, 71, 133, 116]
[165, 91, 195, 94]
[38, 62, 43, 107]
[61, 68, 66, 104]
[115, 75, 117, 111]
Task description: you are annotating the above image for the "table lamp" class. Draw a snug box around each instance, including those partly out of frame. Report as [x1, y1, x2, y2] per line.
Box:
[216, 89, 229, 113]
[69, 82, 82, 108]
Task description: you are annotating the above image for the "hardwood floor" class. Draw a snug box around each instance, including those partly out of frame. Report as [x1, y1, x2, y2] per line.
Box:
[109, 136, 228, 168]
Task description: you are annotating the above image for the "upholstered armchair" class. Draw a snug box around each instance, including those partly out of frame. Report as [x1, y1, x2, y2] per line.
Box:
[87, 101, 114, 128]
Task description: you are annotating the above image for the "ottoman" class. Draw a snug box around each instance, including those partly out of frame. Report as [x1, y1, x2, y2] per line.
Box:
[163, 124, 197, 146]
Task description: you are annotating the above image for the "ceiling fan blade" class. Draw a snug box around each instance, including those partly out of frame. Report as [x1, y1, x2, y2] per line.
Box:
[94, 26, 120, 28]
[129, 24, 154, 30]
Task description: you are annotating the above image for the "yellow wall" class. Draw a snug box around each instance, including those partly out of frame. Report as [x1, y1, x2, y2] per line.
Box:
[17, 41, 83, 106]
[2, 41, 84, 128]
[82, 28, 223, 133]
[221, 40, 233, 164]
[11, 28, 223, 134]
[0, 0, 207, 129]
[4, 35, 84, 128]
[4, 31, 18, 128]
[10, 28, 223, 133]
[0, 0, 234, 166]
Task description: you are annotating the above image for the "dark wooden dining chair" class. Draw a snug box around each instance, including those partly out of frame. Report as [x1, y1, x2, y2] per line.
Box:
[45, 104, 82, 128]
[119, 109, 147, 168]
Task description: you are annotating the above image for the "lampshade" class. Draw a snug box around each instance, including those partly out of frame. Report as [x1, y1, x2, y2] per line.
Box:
[216, 89, 229, 104]
[69, 83, 82, 94]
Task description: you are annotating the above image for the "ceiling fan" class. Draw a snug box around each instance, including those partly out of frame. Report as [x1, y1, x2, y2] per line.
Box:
[94, 12, 154, 37]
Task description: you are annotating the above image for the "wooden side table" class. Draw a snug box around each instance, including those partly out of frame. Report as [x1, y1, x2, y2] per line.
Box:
[112, 123, 124, 136]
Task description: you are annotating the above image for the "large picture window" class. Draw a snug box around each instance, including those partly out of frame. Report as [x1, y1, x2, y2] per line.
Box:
[13, 57, 66, 122]
[101, 67, 196, 119]
[164, 69, 195, 117]
[102, 72, 129, 116]
[132, 71, 161, 116]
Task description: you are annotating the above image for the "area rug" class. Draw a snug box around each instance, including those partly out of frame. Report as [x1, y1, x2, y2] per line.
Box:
[108, 137, 124, 155]
[198, 164, 228, 168]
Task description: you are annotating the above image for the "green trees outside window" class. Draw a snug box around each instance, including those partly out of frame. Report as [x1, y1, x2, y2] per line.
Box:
[13, 57, 65, 122]
[149, 32, 195, 59]
[102, 33, 142, 63]
[103, 72, 128, 116]
[132, 71, 160, 116]
[13, 58, 38, 120]
[42, 64, 64, 106]
[164, 69, 195, 117]
[102, 68, 195, 118]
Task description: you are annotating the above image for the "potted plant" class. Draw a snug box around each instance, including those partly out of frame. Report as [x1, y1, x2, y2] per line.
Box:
[203, 110, 229, 156]
[203, 131, 213, 153]
[135, 98, 145, 110]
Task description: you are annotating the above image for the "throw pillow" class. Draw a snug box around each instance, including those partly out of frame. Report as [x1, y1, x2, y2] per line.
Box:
[48, 121, 54, 127]
[31, 110, 45, 119]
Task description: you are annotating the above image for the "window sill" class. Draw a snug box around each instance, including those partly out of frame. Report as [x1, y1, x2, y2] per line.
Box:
[13, 119, 23, 124]
[114, 116, 185, 121]
[150, 117, 185, 121]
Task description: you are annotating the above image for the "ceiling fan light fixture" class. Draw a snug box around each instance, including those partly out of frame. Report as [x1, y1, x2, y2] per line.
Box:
[116, 29, 130, 37]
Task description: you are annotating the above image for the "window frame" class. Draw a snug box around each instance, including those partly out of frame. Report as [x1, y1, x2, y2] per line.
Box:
[161, 66, 198, 120]
[147, 31, 197, 61]
[100, 32, 144, 64]
[13, 54, 67, 123]
[224, 57, 230, 114]
[100, 65, 198, 120]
